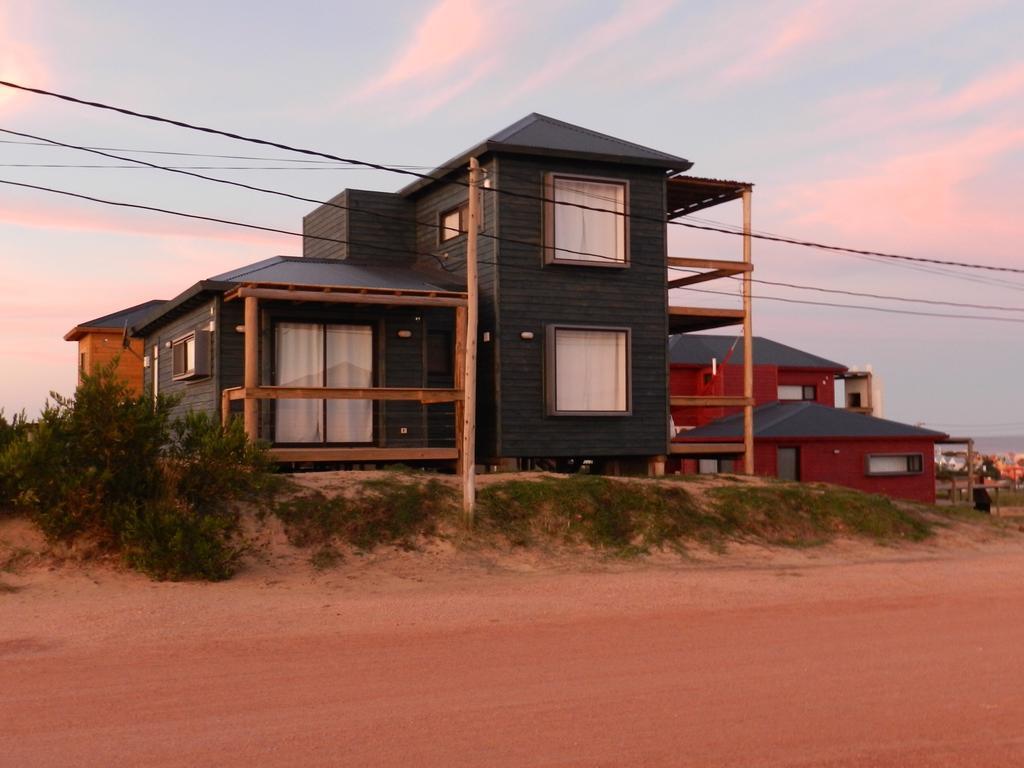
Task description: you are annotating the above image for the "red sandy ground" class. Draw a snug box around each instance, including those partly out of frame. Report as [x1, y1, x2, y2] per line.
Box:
[3, 516, 1024, 767]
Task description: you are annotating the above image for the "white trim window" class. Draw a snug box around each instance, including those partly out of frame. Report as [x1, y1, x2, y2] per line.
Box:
[778, 384, 815, 401]
[866, 454, 924, 475]
[547, 326, 630, 415]
[545, 175, 627, 266]
[171, 330, 210, 381]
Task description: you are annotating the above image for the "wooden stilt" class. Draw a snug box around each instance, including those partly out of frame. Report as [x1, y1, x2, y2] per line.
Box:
[243, 295, 259, 440]
[741, 189, 754, 475]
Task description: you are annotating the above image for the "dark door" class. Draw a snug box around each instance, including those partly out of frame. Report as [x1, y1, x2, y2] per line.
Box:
[777, 447, 800, 481]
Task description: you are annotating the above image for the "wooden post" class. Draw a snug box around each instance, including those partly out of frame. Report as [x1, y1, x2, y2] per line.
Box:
[243, 295, 259, 440]
[461, 158, 481, 525]
[454, 304, 467, 476]
[966, 438, 975, 507]
[741, 188, 754, 475]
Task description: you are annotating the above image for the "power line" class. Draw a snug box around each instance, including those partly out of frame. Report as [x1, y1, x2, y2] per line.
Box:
[5, 174, 1023, 328]
[3, 78, 1022, 275]
[0, 162, 381, 170]
[679, 285, 1024, 324]
[668, 267, 1024, 313]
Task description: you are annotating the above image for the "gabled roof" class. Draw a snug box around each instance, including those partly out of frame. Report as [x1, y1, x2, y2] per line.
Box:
[64, 299, 167, 341]
[400, 113, 693, 197]
[678, 401, 947, 441]
[132, 256, 464, 337]
[669, 334, 848, 371]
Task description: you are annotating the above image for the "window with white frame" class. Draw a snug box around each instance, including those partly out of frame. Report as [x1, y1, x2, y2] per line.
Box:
[547, 326, 629, 414]
[866, 453, 924, 475]
[438, 202, 467, 244]
[778, 384, 815, 401]
[171, 330, 210, 381]
[545, 175, 627, 266]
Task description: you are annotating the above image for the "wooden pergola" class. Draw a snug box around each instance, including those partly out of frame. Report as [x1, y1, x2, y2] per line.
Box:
[664, 176, 756, 473]
[220, 281, 468, 465]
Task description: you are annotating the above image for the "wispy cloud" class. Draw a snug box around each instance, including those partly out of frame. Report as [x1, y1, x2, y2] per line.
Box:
[506, 0, 675, 102]
[350, 0, 493, 104]
[0, 7, 46, 113]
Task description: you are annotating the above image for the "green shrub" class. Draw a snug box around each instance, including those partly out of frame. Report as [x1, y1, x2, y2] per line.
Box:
[2, 361, 273, 580]
[275, 476, 456, 552]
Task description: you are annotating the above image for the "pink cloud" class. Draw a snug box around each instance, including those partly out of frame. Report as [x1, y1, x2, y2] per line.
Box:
[507, 0, 674, 102]
[713, 3, 829, 86]
[0, 7, 46, 114]
[351, 0, 491, 102]
[772, 122, 1024, 262]
[407, 57, 498, 118]
[0, 194, 293, 249]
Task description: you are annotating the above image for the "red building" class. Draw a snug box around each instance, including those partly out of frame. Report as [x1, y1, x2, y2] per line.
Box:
[669, 335, 847, 429]
[669, 335, 947, 503]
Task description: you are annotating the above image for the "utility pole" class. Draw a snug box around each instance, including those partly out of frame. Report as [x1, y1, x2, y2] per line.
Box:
[742, 188, 754, 475]
[461, 157, 481, 525]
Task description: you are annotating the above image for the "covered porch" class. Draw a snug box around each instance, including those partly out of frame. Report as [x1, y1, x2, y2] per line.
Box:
[221, 280, 468, 466]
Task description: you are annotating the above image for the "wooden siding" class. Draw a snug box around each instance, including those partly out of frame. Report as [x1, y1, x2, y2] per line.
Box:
[493, 156, 669, 458]
[77, 332, 147, 395]
[302, 190, 349, 260]
[145, 298, 219, 421]
[410, 159, 501, 458]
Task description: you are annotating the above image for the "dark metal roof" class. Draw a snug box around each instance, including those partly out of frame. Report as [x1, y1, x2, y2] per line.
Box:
[400, 113, 693, 197]
[669, 334, 848, 370]
[678, 402, 948, 441]
[208, 256, 463, 292]
[132, 256, 465, 337]
[666, 176, 753, 218]
[64, 299, 167, 341]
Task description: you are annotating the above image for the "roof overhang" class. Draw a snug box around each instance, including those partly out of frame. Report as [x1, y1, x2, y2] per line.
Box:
[667, 175, 753, 218]
[131, 280, 233, 338]
[399, 141, 693, 198]
[63, 326, 123, 342]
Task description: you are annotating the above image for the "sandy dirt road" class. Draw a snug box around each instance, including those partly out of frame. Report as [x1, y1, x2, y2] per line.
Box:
[4, 539, 1024, 767]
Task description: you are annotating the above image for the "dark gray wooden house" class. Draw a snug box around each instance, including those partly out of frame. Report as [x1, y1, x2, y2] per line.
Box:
[132, 114, 755, 472]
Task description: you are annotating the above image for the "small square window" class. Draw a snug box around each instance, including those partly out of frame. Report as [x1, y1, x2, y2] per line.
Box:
[544, 175, 627, 266]
[171, 330, 210, 381]
[439, 203, 467, 243]
[778, 384, 816, 401]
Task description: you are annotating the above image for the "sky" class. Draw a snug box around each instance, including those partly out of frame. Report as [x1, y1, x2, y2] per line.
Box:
[1, 0, 1022, 437]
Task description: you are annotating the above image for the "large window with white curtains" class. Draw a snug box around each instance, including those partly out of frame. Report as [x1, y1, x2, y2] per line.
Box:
[545, 174, 627, 266]
[274, 322, 374, 444]
[546, 326, 630, 415]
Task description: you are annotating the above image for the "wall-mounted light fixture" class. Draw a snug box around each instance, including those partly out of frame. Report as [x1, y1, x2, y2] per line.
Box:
[520, 331, 535, 341]
[483, 331, 491, 342]
[396, 329, 413, 339]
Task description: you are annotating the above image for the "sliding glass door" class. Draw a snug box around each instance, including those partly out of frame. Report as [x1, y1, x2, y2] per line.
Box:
[275, 322, 373, 444]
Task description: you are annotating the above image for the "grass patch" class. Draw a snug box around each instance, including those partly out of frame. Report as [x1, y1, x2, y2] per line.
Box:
[708, 484, 933, 546]
[310, 544, 343, 570]
[476, 475, 723, 555]
[274, 476, 456, 552]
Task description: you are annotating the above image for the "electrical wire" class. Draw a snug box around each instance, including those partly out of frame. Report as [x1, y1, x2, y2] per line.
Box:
[3, 78, 1022, 275]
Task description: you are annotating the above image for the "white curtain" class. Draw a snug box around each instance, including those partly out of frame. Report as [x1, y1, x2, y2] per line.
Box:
[325, 325, 373, 443]
[553, 179, 625, 263]
[555, 329, 627, 412]
[275, 323, 324, 443]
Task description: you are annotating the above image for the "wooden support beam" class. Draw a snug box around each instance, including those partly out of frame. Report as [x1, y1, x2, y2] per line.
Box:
[243, 295, 258, 440]
[231, 386, 463, 403]
[671, 396, 754, 408]
[668, 269, 750, 289]
[670, 443, 746, 455]
[668, 306, 746, 321]
[742, 189, 754, 475]
[667, 257, 753, 272]
[462, 157, 481, 526]
[233, 286, 467, 308]
[221, 387, 232, 427]
[268, 447, 458, 463]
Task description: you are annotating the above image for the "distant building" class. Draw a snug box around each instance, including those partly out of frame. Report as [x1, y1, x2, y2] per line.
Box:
[64, 300, 165, 396]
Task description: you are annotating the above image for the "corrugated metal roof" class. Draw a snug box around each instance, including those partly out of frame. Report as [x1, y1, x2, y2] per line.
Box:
[489, 113, 691, 166]
[400, 113, 693, 197]
[678, 402, 948, 440]
[208, 256, 463, 292]
[78, 299, 168, 329]
[669, 334, 848, 370]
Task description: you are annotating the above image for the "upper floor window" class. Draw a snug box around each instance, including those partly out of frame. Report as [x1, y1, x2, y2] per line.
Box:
[439, 203, 467, 244]
[545, 175, 627, 266]
[778, 384, 815, 401]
